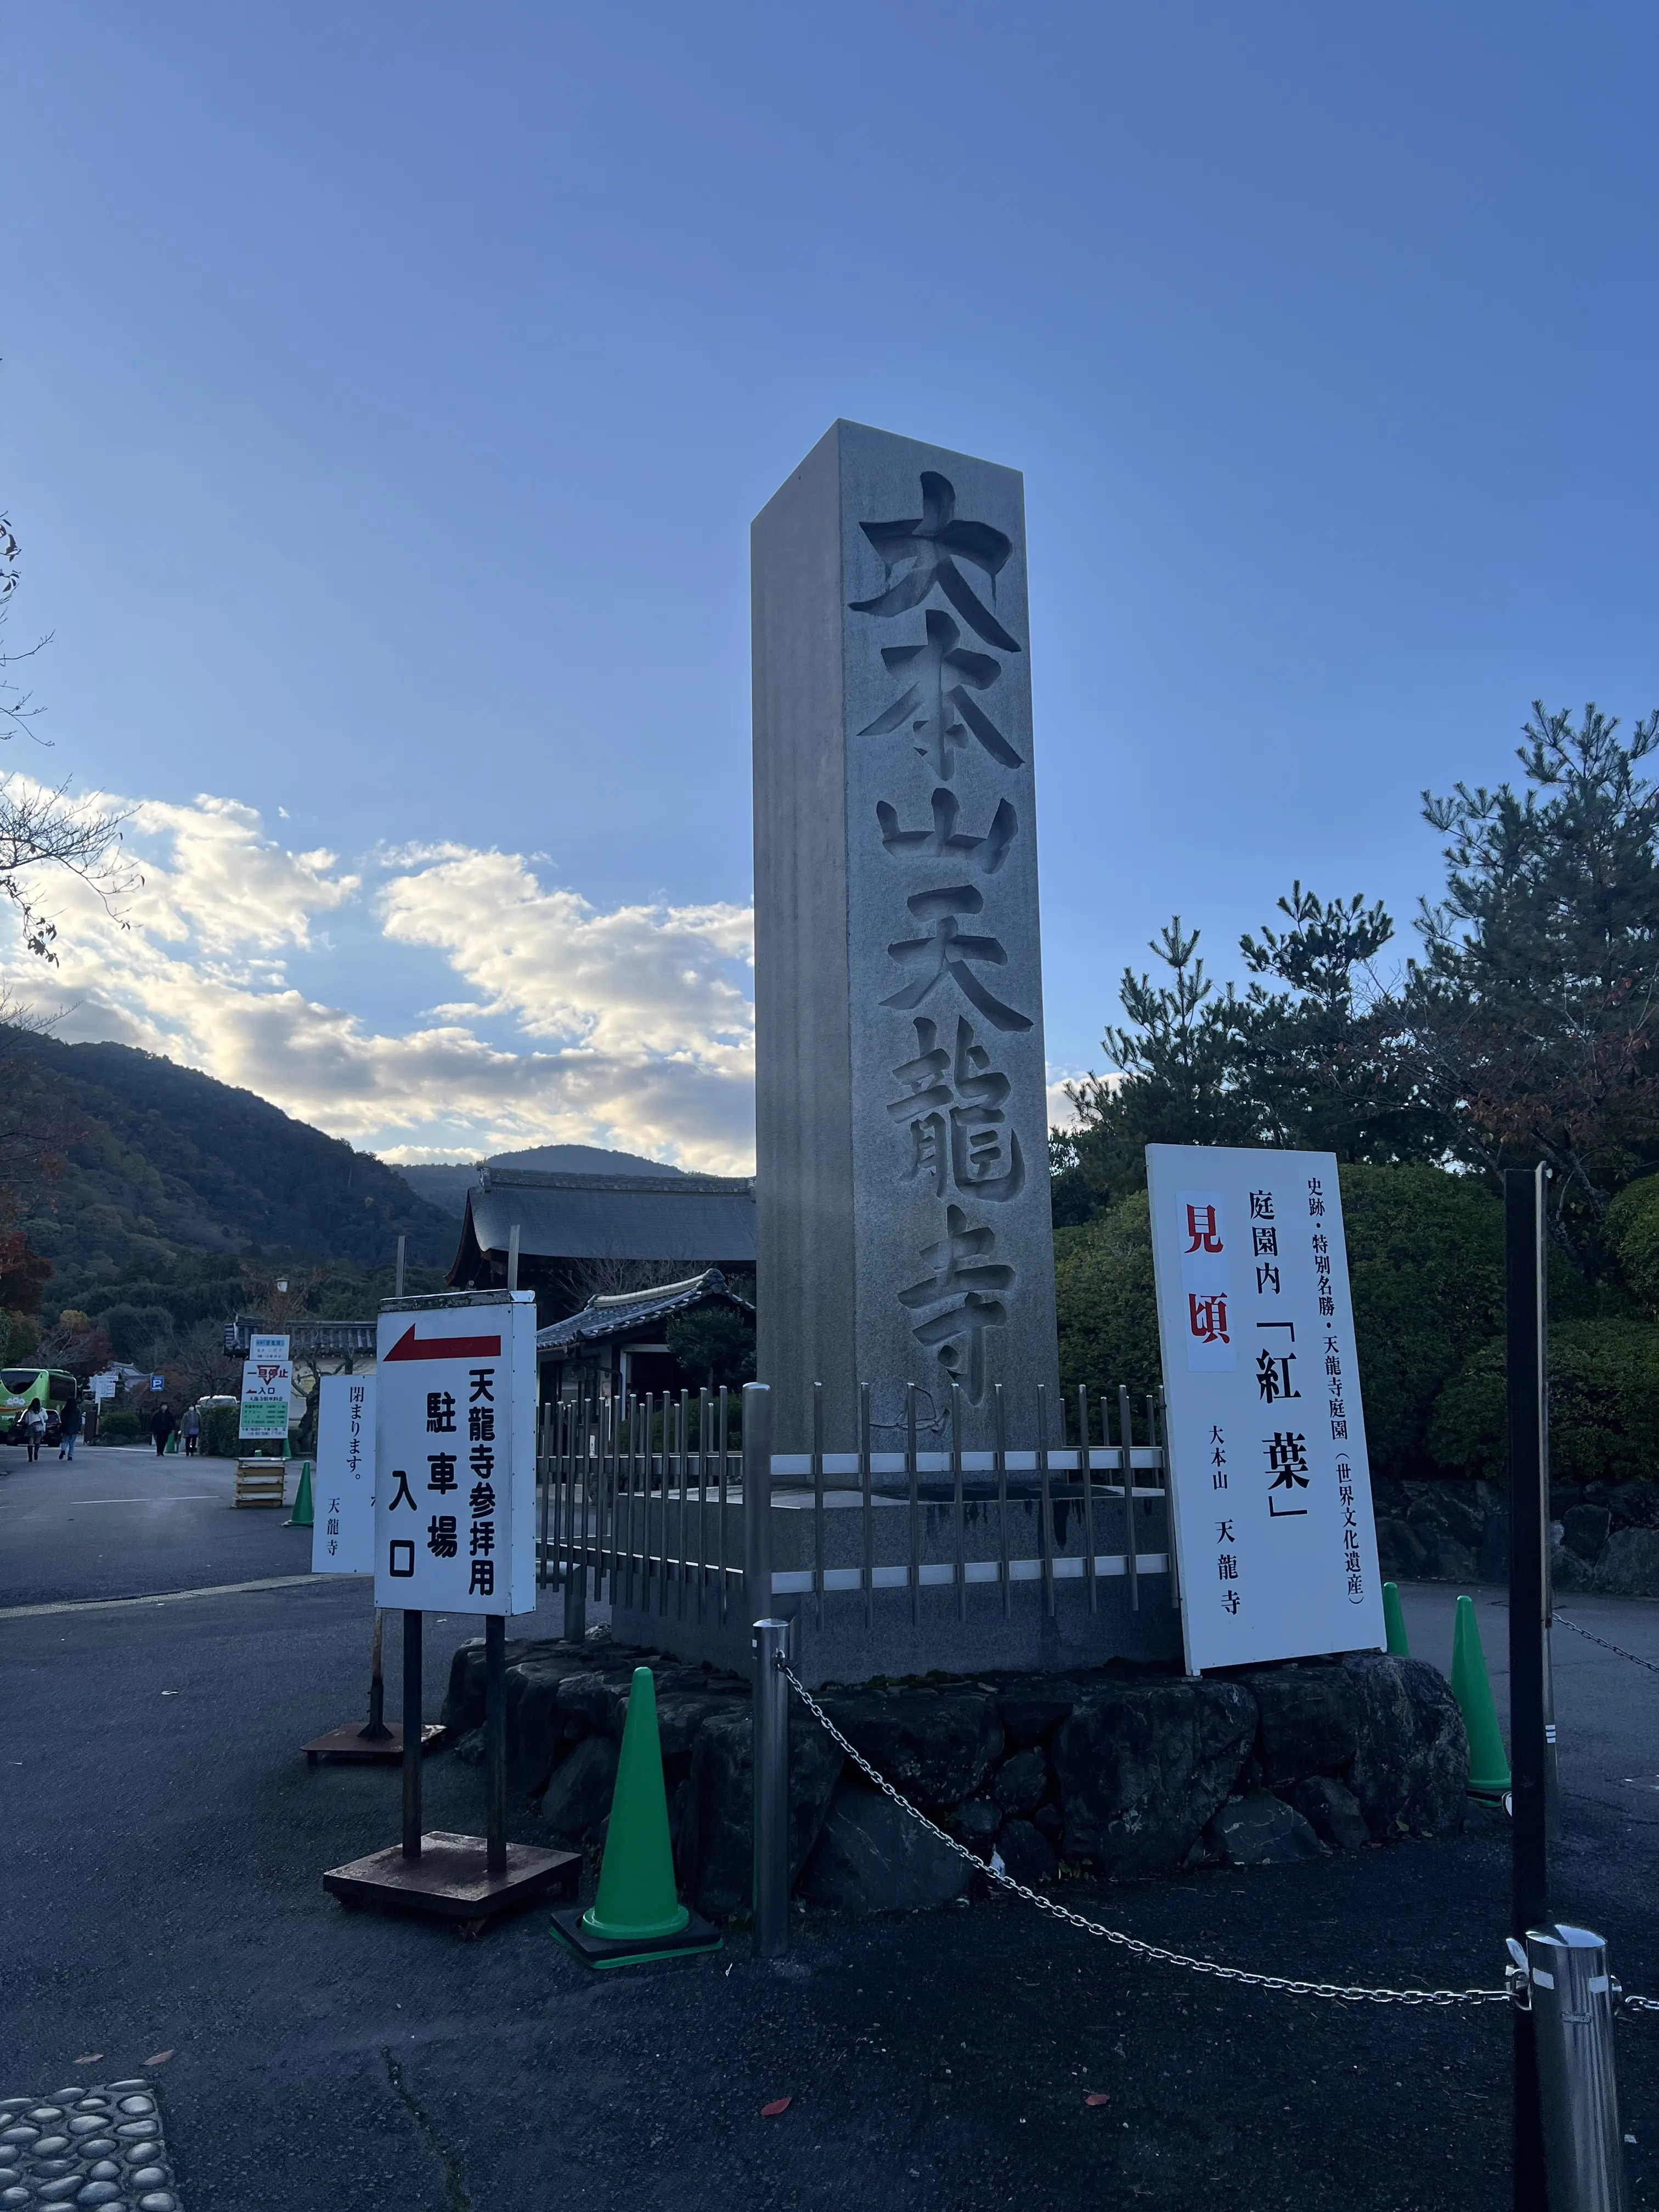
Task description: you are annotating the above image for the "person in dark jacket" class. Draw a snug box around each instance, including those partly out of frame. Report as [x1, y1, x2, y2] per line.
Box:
[58, 1391, 83, 1462]
[150, 1402, 175, 1457]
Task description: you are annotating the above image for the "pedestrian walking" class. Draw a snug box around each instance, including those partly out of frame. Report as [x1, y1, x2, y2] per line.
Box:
[149, 1401, 175, 1458]
[21, 1402, 45, 1462]
[181, 1401, 201, 1457]
[58, 1391, 82, 1462]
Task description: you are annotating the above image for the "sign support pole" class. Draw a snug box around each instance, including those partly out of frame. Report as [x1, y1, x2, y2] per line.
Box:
[1508, 1166, 1549, 2212]
[486, 1616, 507, 1876]
[402, 1609, 424, 1862]
[364, 1611, 390, 1742]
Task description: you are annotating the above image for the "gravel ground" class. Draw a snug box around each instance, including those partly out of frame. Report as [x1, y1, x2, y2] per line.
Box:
[4, 1443, 1658, 2211]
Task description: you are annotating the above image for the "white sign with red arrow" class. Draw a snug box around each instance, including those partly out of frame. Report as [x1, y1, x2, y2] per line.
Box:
[373, 1289, 538, 1615]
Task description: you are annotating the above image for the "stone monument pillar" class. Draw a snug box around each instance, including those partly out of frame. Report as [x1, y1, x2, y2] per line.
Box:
[752, 421, 1059, 1451]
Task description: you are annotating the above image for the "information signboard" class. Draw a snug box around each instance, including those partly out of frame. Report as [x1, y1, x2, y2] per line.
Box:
[239, 1356, 293, 1440]
[373, 1289, 537, 1615]
[1148, 1143, 1385, 1674]
[250, 1333, 290, 1364]
[312, 1373, 376, 1575]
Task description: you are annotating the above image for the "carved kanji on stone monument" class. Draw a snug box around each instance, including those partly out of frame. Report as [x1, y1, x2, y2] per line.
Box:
[753, 423, 1058, 1446]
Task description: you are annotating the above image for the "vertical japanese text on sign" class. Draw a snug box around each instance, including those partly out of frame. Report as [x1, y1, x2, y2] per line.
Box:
[374, 1291, 537, 1615]
[1148, 1145, 1385, 1672]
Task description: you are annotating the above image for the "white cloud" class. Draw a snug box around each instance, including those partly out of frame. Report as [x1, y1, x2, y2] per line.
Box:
[0, 781, 759, 1172]
[1046, 1071, 1087, 1132]
[377, 847, 753, 1062]
[116, 793, 357, 956]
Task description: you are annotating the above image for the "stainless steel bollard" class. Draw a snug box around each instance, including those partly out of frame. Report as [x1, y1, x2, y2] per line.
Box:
[752, 1616, 792, 1960]
[1527, 1923, 1629, 2212]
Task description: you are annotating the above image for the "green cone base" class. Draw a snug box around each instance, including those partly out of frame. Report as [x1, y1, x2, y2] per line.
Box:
[582, 1898, 689, 1942]
[550, 1903, 721, 1970]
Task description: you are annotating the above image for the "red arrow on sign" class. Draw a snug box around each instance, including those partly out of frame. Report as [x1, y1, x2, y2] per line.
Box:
[384, 1325, 502, 1363]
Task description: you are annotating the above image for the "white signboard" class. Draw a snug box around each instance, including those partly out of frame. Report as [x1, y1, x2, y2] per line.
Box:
[239, 1356, 294, 1440]
[373, 1290, 537, 1615]
[89, 1373, 117, 1402]
[250, 1333, 291, 1364]
[312, 1373, 376, 1575]
[1148, 1144, 1385, 1673]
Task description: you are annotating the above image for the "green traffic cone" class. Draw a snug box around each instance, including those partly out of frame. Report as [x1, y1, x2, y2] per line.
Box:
[550, 1666, 720, 1968]
[1383, 1581, 1410, 1657]
[1450, 1593, 1510, 1799]
[286, 1458, 314, 1529]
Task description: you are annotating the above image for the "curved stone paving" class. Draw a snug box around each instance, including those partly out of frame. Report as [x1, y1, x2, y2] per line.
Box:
[0, 2083, 178, 2211]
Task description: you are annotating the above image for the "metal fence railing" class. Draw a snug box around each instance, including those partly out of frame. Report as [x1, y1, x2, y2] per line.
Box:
[537, 1378, 1177, 1644]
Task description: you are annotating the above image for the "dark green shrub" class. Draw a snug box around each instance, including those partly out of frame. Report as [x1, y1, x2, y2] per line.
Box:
[665, 1306, 756, 1391]
[1054, 1192, 1161, 1404]
[199, 1402, 241, 1458]
[1338, 1164, 1506, 1479]
[96, 1409, 142, 1441]
[1608, 1175, 1659, 1315]
[1430, 1317, 1659, 1486]
[99, 1302, 176, 1362]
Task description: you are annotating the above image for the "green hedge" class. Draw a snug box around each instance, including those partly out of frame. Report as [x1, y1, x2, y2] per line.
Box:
[1055, 1192, 1163, 1408]
[1051, 1161, 1602, 1480]
[199, 1402, 242, 1458]
[1429, 1317, 1659, 1487]
[95, 1409, 142, 1441]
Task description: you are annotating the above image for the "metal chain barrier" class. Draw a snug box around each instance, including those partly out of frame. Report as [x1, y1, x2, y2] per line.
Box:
[780, 1660, 1508, 2009]
[1547, 1616, 1659, 2012]
[1554, 1611, 1659, 1677]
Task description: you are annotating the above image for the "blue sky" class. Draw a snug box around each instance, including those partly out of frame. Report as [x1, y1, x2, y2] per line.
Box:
[4, 2, 1658, 1167]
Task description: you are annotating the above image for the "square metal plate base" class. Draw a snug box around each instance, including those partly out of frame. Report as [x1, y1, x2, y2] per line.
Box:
[549, 1903, 723, 1970]
[303, 1720, 447, 1766]
[323, 1831, 579, 1932]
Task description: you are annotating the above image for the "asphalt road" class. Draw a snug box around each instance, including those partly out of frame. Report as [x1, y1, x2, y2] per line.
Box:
[4, 1443, 1658, 2211]
[0, 1446, 313, 1608]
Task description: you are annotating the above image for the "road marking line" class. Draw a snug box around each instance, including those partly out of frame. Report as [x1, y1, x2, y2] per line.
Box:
[0, 1573, 358, 1621]
[72, 1497, 218, 1504]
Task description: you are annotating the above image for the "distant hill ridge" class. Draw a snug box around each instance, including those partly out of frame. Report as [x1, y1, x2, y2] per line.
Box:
[4, 1034, 458, 1304]
[396, 1144, 683, 1219]
[0, 1032, 691, 1319]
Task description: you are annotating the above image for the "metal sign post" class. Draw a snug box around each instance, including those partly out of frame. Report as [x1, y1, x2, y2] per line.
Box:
[1508, 1165, 1550, 2211]
[321, 1289, 577, 1930]
[304, 1375, 429, 1765]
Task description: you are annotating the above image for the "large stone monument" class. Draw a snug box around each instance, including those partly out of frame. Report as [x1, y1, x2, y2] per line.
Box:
[752, 421, 1059, 1451]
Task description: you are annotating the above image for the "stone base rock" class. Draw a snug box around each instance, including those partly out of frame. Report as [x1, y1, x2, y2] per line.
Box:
[678, 1706, 845, 1920]
[1282, 1775, 1374, 1853]
[1205, 1791, 1328, 1867]
[1051, 1678, 1257, 1877]
[997, 1816, 1058, 1888]
[799, 1780, 970, 1914]
[541, 1733, 619, 1848]
[442, 1632, 1470, 1923]
[1343, 1654, 1468, 1838]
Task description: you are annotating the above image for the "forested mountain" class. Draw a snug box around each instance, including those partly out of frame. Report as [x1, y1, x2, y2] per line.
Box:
[0, 1031, 456, 1320]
